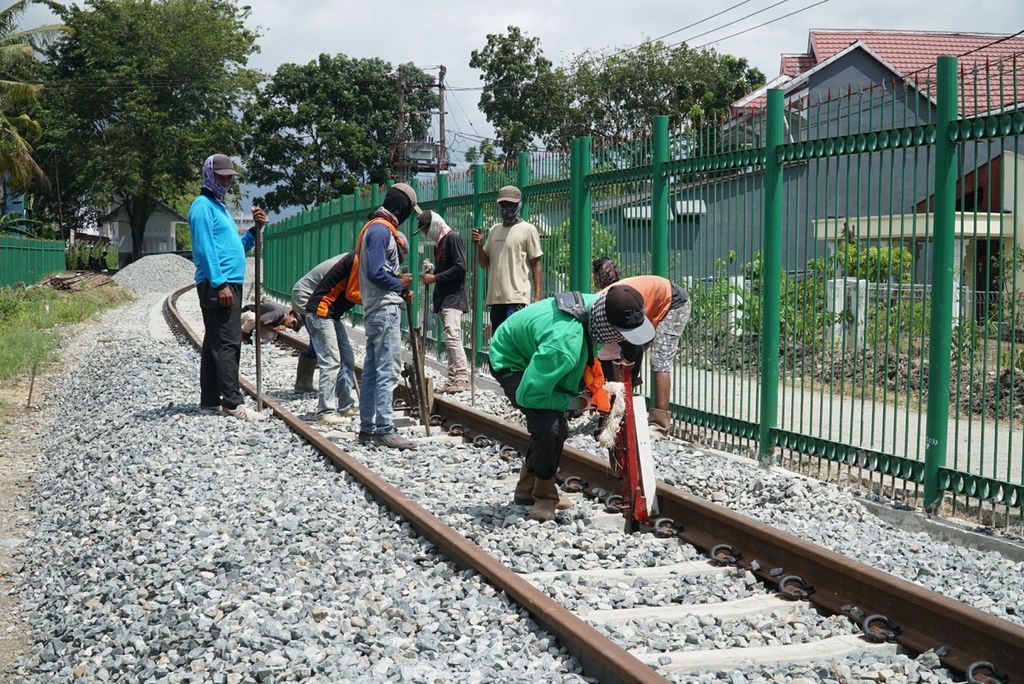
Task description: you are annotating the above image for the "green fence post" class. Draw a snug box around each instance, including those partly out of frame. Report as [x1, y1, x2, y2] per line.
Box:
[409, 178, 420, 328]
[924, 56, 959, 511]
[472, 163, 485, 360]
[652, 115, 670, 278]
[758, 89, 784, 466]
[437, 171, 449, 217]
[517, 151, 531, 220]
[342, 194, 354, 250]
[569, 137, 593, 291]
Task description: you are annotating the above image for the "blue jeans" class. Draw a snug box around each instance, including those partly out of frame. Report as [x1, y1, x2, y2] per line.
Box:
[360, 305, 401, 435]
[306, 314, 355, 414]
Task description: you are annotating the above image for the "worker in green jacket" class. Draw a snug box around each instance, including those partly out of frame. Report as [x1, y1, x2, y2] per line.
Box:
[488, 284, 655, 522]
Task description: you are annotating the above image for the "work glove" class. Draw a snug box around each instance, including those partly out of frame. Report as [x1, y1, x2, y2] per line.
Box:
[566, 392, 593, 412]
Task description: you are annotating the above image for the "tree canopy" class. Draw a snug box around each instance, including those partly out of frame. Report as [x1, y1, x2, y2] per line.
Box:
[469, 26, 766, 157]
[35, 0, 259, 259]
[0, 0, 66, 190]
[242, 55, 436, 213]
[469, 26, 567, 157]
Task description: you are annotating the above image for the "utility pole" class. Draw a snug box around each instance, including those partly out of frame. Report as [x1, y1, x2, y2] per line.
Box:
[437, 65, 446, 180]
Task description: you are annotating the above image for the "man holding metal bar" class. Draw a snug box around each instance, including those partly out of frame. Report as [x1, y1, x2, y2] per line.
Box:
[471, 185, 543, 336]
[188, 152, 265, 421]
[488, 284, 654, 521]
[416, 209, 469, 393]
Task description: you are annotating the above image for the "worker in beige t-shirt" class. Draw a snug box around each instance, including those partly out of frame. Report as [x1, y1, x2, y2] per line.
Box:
[471, 185, 543, 335]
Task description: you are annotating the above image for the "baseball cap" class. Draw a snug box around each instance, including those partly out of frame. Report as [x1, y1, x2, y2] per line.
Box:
[392, 182, 422, 216]
[496, 185, 522, 204]
[416, 209, 433, 234]
[210, 153, 237, 176]
[592, 284, 655, 345]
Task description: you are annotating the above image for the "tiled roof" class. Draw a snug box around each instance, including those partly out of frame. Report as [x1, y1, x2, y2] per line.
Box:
[734, 29, 1024, 116]
[809, 30, 1024, 80]
[780, 53, 816, 77]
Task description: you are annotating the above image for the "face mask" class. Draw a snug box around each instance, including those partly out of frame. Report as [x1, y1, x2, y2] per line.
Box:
[500, 202, 520, 226]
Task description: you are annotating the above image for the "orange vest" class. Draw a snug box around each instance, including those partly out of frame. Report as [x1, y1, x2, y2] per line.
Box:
[344, 217, 408, 305]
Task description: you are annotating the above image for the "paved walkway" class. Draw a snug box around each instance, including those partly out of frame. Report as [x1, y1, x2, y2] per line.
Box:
[674, 367, 1024, 485]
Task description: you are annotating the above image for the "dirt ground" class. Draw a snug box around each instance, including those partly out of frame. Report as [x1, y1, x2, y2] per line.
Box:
[0, 373, 50, 680]
[0, 312, 111, 682]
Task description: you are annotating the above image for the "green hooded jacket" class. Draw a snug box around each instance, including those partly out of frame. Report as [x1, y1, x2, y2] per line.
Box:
[488, 294, 598, 411]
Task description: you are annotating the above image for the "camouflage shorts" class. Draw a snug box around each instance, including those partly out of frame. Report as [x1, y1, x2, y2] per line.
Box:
[651, 300, 691, 372]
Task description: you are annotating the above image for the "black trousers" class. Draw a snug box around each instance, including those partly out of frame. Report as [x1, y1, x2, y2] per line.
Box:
[197, 281, 243, 409]
[491, 366, 568, 480]
[489, 303, 525, 335]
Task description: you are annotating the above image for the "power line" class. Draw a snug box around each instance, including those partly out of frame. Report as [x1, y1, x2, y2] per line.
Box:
[687, 0, 831, 50]
[606, 0, 756, 60]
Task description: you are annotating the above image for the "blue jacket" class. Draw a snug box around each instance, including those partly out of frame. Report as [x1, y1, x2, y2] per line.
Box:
[188, 191, 254, 288]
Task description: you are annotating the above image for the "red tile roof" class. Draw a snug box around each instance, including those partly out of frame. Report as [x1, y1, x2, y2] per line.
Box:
[780, 54, 816, 77]
[735, 30, 1024, 116]
[809, 30, 1024, 81]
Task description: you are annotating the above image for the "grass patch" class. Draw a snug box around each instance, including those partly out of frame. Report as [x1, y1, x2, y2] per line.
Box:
[0, 282, 134, 383]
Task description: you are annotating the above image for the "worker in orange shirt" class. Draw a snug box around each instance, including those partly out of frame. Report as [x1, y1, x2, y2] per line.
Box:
[592, 258, 690, 437]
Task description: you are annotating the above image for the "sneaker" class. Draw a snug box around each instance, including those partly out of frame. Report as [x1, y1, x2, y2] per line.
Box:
[335, 404, 358, 418]
[357, 431, 373, 445]
[221, 404, 267, 421]
[316, 411, 347, 426]
[437, 381, 470, 394]
[373, 431, 416, 450]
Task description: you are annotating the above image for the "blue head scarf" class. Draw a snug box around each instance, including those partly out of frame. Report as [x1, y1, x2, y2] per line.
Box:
[202, 155, 229, 203]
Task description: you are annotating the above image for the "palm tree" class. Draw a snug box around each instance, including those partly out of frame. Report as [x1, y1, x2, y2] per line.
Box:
[0, 0, 66, 189]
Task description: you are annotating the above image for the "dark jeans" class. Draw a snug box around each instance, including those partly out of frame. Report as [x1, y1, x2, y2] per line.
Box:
[489, 303, 525, 335]
[197, 281, 243, 409]
[491, 365, 568, 480]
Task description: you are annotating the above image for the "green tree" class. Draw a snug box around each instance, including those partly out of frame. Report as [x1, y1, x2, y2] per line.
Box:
[35, 0, 258, 260]
[469, 25, 568, 158]
[0, 0, 66, 189]
[550, 43, 764, 149]
[242, 55, 436, 212]
[463, 139, 498, 165]
[468, 28, 764, 156]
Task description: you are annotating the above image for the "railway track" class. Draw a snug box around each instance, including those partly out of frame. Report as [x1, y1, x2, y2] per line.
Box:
[166, 283, 1024, 683]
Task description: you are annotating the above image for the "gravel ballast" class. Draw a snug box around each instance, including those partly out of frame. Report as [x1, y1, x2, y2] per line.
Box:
[12, 288, 586, 682]
[12, 256, 1013, 684]
[173, 293, 970, 683]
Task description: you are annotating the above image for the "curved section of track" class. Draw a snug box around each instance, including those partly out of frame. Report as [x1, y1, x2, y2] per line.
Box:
[167, 284, 1024, 681]
[165, 283, 667, 684]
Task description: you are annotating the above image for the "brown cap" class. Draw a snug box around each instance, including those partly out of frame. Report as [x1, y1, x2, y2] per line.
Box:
[496, 185, 522, 204]
[416, 209, 433, 233]
[391, 182, 422, 216]
[211, 153, 237, 177]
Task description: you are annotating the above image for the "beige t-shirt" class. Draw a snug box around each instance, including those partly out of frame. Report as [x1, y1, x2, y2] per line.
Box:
[483, 220, 543, 305]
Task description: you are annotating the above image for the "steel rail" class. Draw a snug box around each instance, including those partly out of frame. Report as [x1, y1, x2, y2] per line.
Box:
[416, 366, 1024, 681]
[165, 284, 668, 684]
[265, 325, 1024, 679]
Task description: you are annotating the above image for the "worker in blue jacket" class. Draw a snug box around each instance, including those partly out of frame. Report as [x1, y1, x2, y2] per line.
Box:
[188, 153, 265, 421]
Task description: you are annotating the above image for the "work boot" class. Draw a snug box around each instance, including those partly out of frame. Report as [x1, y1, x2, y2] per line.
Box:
[294, 355, 317, 393]
[514, 465, 572, 509]
[374, 431, 416, 450]
[528, 477, 563, 521]
[437, 380, 470, 394]
[513, 464, 536, 505]
[648, 408, 672, 438]
[316, 411, 347, 426]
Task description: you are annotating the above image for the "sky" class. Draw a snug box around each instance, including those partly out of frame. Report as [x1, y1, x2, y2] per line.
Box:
[22, 0, 1024, 212]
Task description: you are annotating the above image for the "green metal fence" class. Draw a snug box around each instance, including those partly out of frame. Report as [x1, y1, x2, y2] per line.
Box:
[264, 53, 1024, 522]
[0, 234, 66, 287]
